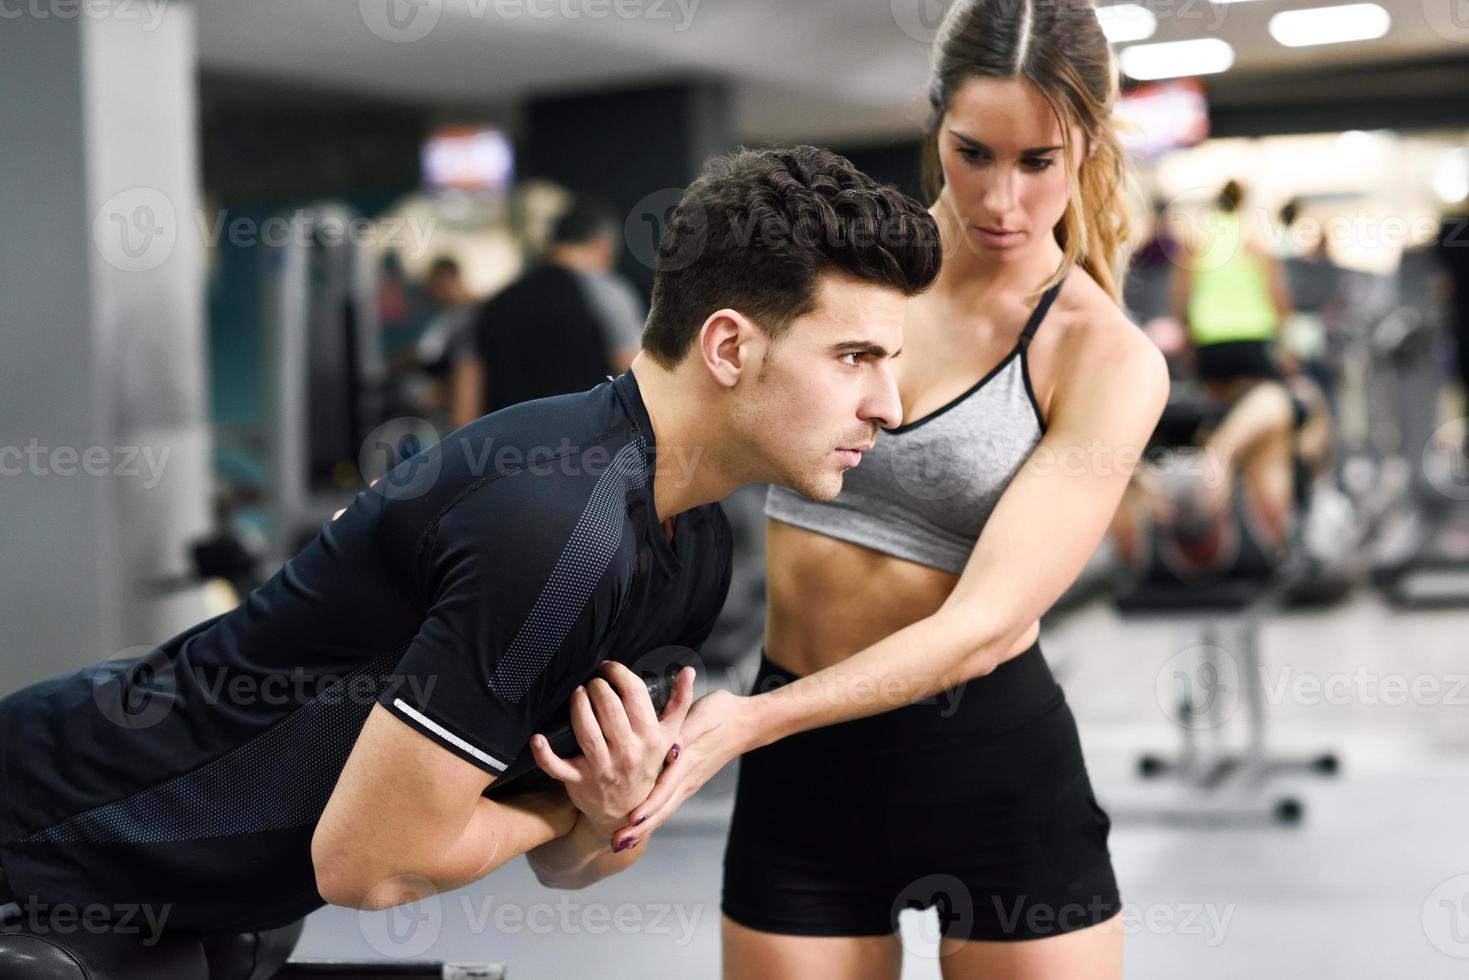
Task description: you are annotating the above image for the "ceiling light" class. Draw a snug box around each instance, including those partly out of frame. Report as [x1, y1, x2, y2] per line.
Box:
[1119, 39, 1235, 80]
[1269, 4, 1391, 47]
[1434, 149, 1469, 205]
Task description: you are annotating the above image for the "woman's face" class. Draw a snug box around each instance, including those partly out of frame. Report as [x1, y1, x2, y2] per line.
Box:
[936, 76, 1083, 265]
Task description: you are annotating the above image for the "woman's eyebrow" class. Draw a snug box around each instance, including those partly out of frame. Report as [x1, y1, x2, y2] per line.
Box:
[949, 130, 1062, 155]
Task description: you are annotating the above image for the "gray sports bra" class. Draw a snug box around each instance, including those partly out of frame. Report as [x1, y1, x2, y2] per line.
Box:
[765, 279, 1062, 575]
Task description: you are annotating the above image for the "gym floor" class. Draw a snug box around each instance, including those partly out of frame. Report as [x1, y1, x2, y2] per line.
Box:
[290, 591, 1469, 979]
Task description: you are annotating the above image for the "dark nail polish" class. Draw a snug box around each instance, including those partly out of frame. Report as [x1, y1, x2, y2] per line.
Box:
[635, 815, 647, 826]
[670, 743, 681, 761]
[613, 838, 630, 853]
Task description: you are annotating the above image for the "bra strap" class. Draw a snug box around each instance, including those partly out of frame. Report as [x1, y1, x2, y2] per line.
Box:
[1017, 278, 1065, 350]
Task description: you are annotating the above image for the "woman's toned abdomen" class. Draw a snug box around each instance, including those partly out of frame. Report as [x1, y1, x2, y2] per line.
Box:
[764, 518, 1040, 677]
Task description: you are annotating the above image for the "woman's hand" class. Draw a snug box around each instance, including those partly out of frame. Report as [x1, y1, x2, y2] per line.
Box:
[530, 661, 694, 842]
[602, 688, 754, 850]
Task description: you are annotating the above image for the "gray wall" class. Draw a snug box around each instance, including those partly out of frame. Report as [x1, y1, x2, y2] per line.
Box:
[0, 2, 211, 691]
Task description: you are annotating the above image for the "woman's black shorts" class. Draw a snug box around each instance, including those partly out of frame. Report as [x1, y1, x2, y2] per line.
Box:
[721, 641, 1121, 942]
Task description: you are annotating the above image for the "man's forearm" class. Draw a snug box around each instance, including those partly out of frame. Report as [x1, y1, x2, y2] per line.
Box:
[428, 791, 578, 898]
[339, 789, 578, 910]
[742, 604, 1010, 751]
[526, 811, 645, 889]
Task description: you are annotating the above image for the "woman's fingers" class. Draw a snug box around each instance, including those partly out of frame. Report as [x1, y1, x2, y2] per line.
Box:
[658, 666, 696, 731]
[624, 749, 683, 831]
[612, 781, 685, 848]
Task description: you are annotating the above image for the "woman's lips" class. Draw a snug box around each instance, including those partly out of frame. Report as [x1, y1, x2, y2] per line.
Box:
[976, 226, 1024, 247]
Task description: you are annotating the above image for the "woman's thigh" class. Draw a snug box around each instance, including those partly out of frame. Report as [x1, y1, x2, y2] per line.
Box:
[722, 915, 903, 980]
[938, 914, 1124, 980]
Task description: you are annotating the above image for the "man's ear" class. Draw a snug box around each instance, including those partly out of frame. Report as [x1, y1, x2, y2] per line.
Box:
[696, 309, 759, 389]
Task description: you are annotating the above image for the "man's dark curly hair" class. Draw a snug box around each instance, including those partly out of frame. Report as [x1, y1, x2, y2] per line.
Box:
[641, 145, 942, 367]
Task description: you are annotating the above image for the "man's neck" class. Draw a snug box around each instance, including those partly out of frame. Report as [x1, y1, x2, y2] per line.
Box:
[629, 357, 741, 522]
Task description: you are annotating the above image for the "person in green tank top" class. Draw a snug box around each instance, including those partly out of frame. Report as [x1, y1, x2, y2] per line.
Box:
[1170, 179, 1294, 386]
[1110, 182, 1327, 580]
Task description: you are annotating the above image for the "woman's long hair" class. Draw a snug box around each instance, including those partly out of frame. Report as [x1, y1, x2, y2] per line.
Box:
[921, 0, 1136, 303]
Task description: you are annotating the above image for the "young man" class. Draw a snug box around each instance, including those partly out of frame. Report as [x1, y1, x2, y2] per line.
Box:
[0, 145, 939, 962]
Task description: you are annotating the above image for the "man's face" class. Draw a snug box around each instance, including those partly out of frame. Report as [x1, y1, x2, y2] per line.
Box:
[734, 273, 906, 501]
[426, 270, 459, 308]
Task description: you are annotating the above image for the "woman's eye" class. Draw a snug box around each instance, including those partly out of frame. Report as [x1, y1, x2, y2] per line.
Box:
[957, 147, 984, 163]
[841, 352, 860, 366]
[1025, 157, 1056, 171]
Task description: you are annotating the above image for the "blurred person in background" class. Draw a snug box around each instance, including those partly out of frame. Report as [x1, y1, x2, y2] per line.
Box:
[1432, 199, 1469, 457]
[1127, 196, 1193, 379]
[451, 197, 645, 427]
[382, 255, 479, 434]
[1115, 182, 1330, 583]
[376, 249, 415, 364]
[1124, 196, 1182, 327]
[1278, 197, 1345, 393]
[1170, 179, 1294, 383]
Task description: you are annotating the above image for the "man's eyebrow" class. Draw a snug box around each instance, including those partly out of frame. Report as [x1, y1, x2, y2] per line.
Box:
[949, 130, 1062, 155]
[832, 341, 901, 358]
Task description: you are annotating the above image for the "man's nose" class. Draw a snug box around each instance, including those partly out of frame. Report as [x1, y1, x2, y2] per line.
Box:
[862, 362, 904, 431]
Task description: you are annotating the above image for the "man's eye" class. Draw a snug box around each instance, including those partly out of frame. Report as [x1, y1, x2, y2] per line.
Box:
[841, 352, 860, 366]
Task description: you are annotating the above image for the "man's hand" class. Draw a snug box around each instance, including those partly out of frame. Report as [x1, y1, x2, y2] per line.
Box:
[530, 662, 694, 843]
[603, 688, 752, 850]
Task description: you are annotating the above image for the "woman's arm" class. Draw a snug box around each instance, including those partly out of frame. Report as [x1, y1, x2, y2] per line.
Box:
[611, 316, 1170, 842]
[525, 808, 647, 889]
[749, 319, 1170, 739]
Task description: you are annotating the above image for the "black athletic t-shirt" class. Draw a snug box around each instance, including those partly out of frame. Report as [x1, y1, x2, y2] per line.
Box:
[473, 264, 616, 413]
[0, 372, 732, 933]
